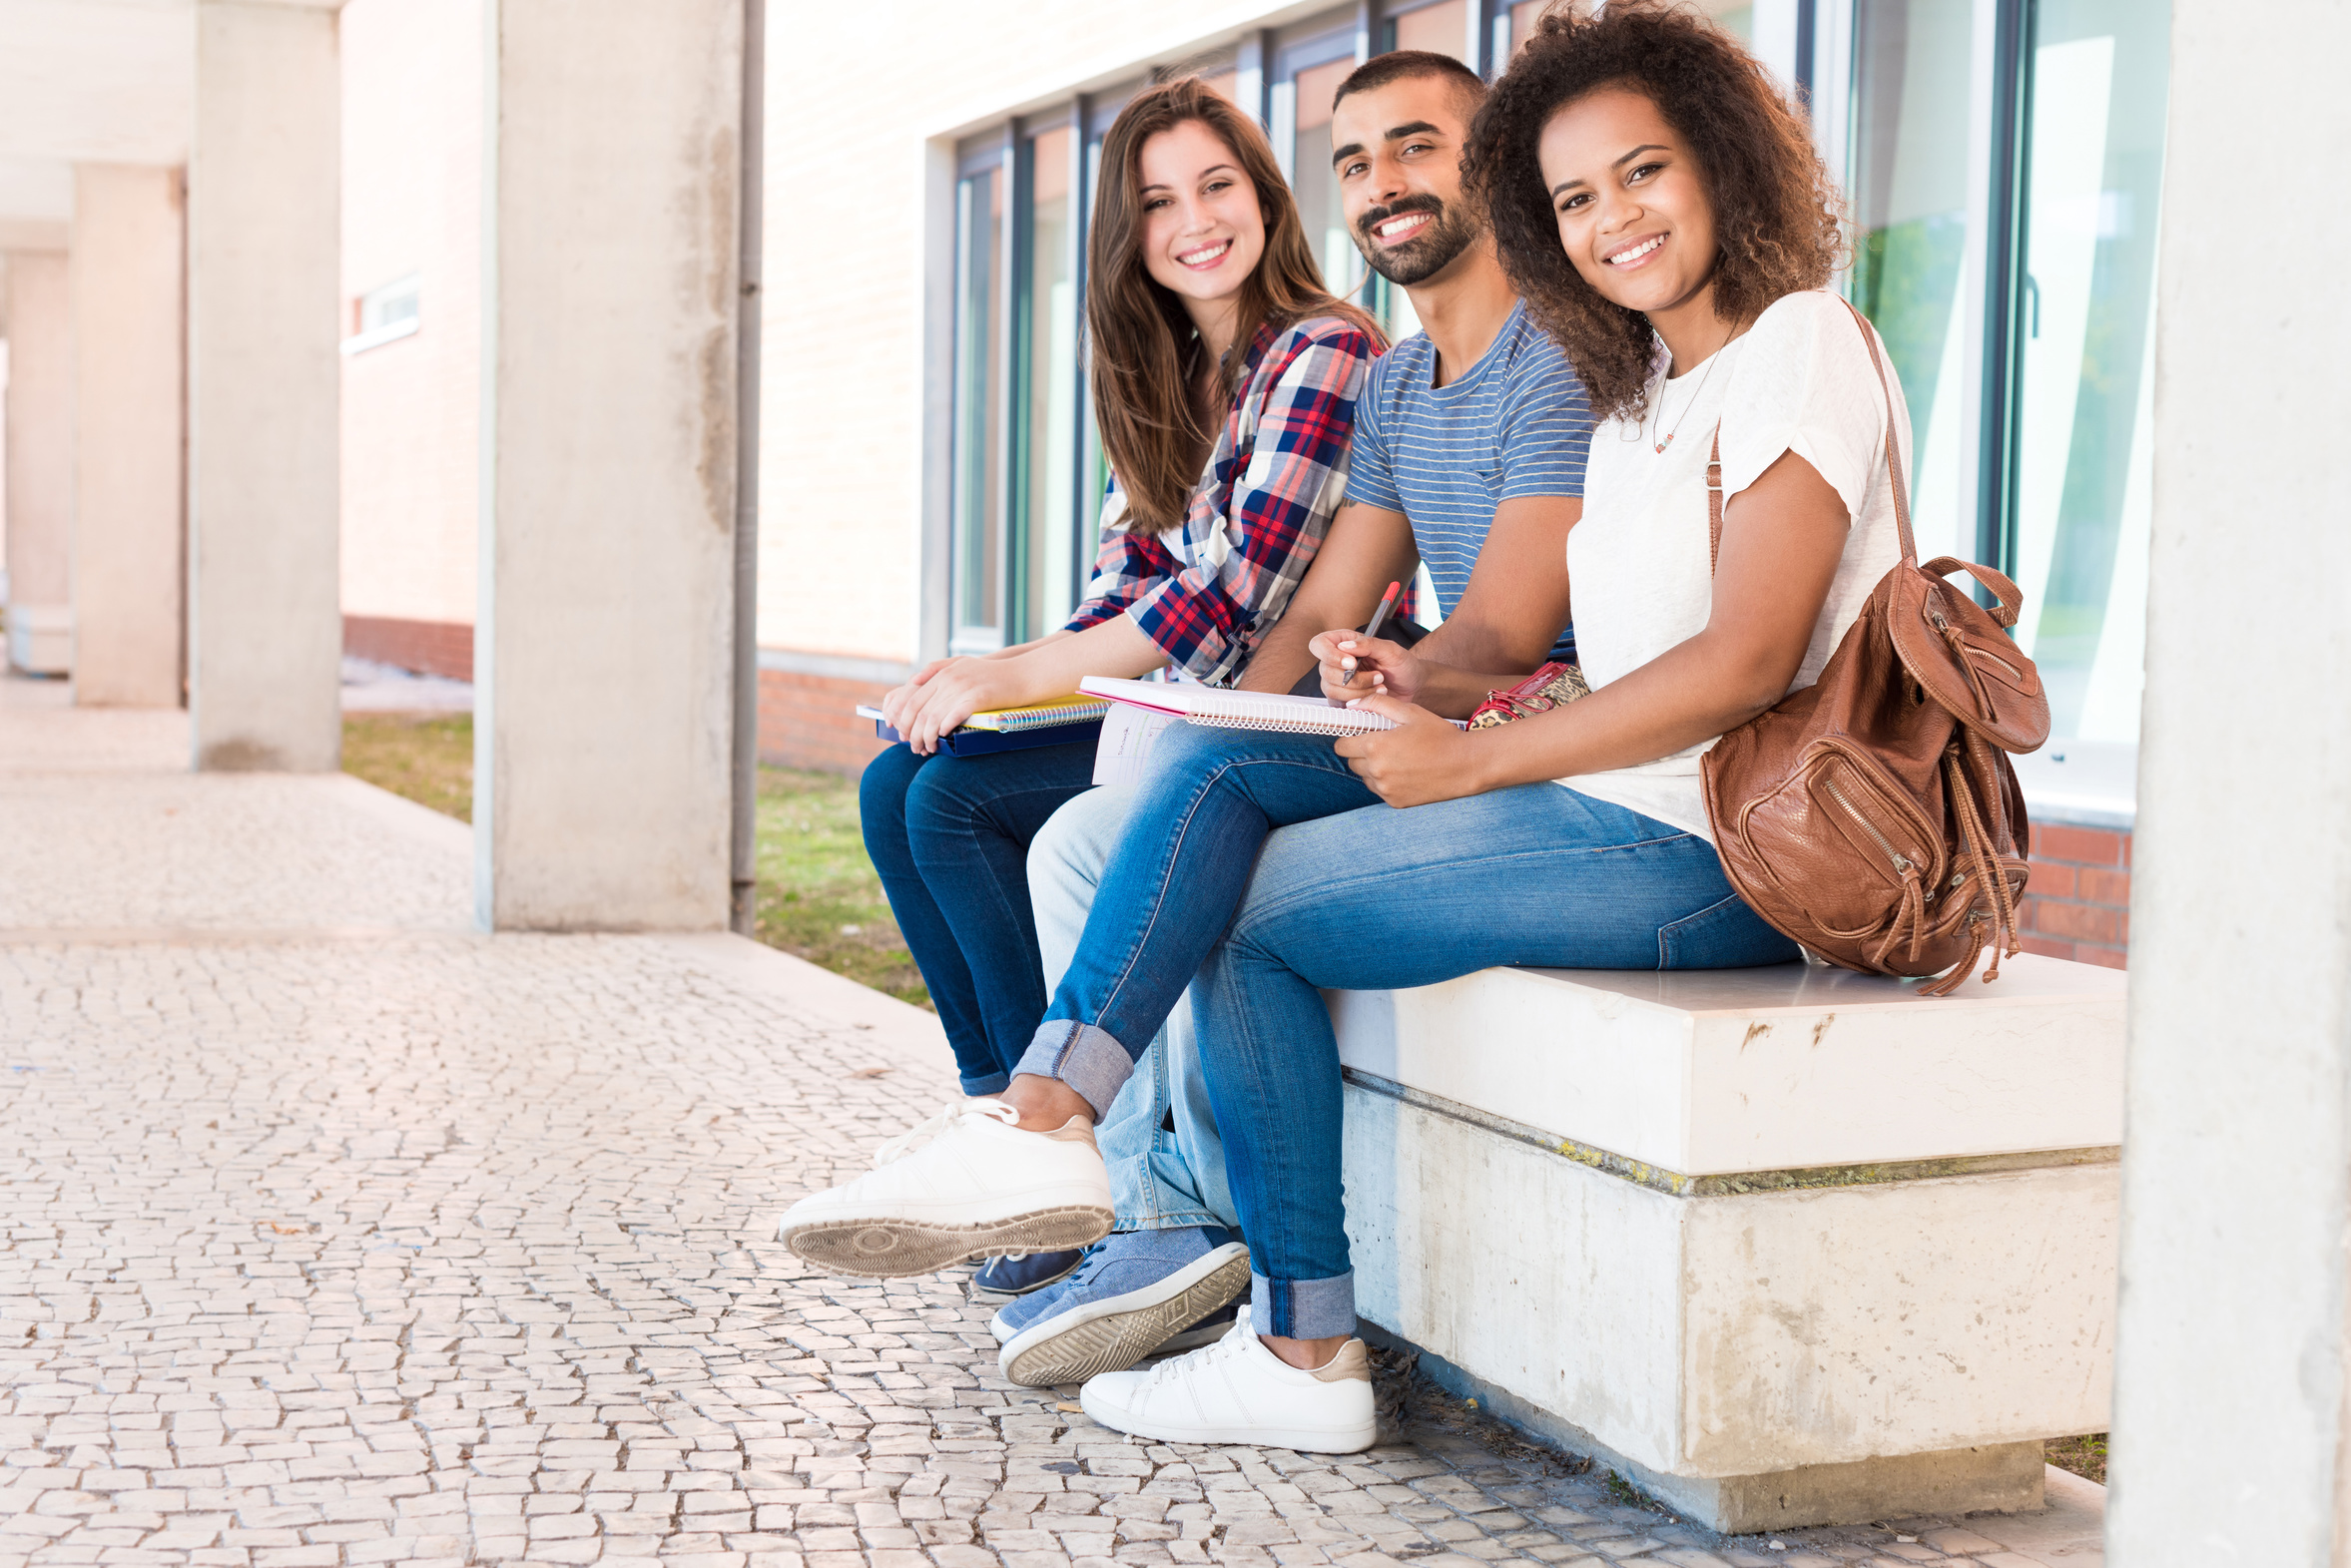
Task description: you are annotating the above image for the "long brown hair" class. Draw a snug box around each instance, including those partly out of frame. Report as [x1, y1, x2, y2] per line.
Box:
[1465, 2, 1845, 421]
[1088, 78, 1385, 534]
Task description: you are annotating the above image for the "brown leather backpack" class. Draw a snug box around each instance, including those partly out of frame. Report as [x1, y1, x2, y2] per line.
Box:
[1699, 299, 2050, 995]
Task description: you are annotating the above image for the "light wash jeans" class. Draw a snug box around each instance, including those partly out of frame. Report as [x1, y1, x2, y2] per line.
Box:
[1014, 722, 1800, 1339]
[1027, 784, 1237, 1234]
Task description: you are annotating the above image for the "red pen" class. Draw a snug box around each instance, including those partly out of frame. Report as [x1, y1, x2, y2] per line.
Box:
[1342, 580, 1402, 687]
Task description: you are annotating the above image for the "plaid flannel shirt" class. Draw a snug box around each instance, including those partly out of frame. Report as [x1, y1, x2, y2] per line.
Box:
[1066, 314, 1379, 686]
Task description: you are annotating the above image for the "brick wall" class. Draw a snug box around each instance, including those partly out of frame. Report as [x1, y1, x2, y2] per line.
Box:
[757, 667, 896, 775]
[343, 614, 473, 681]
[2019, 820, 2131, 970]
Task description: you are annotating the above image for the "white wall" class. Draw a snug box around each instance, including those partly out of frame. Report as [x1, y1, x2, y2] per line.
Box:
[338, 0, 481, 632]
[760, 0, 1344, 668]
[187, 0, 341, 772]
[2104, 0, 2351, 1560]
[3, 249, 71, 673]
[70, 162, 183, 708]
[474, 0, 744, 930]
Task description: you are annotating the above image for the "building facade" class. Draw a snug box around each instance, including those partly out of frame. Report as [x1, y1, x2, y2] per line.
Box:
[5, 0, 2164, 965]
[757, 0, 2162, 965]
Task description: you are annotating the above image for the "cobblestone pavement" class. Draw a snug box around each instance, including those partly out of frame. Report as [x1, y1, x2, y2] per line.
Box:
[1, 686, 2102, 1568]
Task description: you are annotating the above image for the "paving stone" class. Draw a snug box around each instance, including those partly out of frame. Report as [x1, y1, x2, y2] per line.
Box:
[0, 695, 2107, 1568]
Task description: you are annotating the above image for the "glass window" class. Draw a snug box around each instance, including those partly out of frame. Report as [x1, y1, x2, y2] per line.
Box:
[1509, 0, 1545, 55]
[1291, 53, 1365, 314]
[950, 165, 1004, 653]
[1017, 125, 1081, 641]
[1391, 0, 1469, 61]
[1848, 0, 1983, 569]
[2010, 0, 2167, 747]
[1846, 0, 2169, 793]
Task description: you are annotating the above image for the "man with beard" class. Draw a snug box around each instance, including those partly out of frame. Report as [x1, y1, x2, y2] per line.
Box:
[969, 52, 1590, 1387]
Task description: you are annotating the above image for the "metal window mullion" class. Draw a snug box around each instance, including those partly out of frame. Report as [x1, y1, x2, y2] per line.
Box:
[1354, 0, 1384, 62]
[1976, 0, 2034, 581]
[949, 176, 978, 641]
[1471, 0, 1504, 77]
[1064, 98, 1092, 619]
[1237, 31, 1276, 129]
[991, 126, 1021, 642]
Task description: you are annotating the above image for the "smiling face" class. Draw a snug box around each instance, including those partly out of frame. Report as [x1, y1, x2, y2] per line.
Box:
[1537, 84, 1718, 319]
[1136, 118, 1268, 314]
[1331, 75, 1483, 287]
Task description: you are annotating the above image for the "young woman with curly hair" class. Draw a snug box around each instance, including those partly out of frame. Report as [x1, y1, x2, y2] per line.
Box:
[780, 3, 1918, 1453]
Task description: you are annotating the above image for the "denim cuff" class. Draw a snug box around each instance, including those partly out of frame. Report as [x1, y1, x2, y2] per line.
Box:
[1252, 1270, 1356, 1340]
[1014, 1021, 1135, 1120]
[961, 1070, 1012, 1098]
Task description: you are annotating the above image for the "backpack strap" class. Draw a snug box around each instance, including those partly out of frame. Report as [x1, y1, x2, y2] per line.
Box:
[1707, 427, 1723, 574]
[1705, 294, 1914, 576]
[1834, 294, 1917, 568]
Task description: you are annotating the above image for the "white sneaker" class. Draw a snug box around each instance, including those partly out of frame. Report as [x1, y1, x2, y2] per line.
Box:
[774, 1098, 1114, 1279]
[1078, 1304, 1378, 1452]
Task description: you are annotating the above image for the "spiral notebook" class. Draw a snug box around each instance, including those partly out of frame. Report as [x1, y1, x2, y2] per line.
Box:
[856, 694, 1107, 758]
[1078, 676, 1434, 736]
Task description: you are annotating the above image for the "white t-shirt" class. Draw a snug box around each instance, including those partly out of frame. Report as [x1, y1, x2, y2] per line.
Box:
[1557, 290, 1913, 842]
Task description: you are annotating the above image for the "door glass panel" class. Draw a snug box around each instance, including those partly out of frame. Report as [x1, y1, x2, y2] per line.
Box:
[951, 167, 1004, 652]
[1848, 0, 1982, 569]
[1290, 54, 1365, 313]
[2012, 0, 2168, 745]
[1022, 126, 1079, 639]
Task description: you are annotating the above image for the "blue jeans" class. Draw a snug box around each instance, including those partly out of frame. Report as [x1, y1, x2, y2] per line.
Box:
[1010, 723, 1797, 1338]
[859, 740, 1097, 1095]
[1029, 784, 1237, 1234]
[1012, 722, 1386, 1115]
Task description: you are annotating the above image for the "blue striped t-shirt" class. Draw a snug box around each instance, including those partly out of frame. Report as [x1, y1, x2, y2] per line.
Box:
[1345, 298, 1591, 663]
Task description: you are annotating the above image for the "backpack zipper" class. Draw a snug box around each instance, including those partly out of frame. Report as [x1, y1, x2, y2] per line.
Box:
[1823, 775, 1914, 876]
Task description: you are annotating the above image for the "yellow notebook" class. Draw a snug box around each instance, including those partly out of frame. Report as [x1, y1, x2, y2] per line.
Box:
[959, 694, 1113, 733]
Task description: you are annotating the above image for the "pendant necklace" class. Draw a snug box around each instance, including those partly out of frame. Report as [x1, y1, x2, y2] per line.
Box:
[1649, 342, 1727, 454]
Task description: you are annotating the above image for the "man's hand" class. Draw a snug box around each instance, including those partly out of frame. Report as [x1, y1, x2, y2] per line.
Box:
[1238, 503, 1419, 694]
[1333, 694, 1490, 807]
[1307, 630, 1426, 701]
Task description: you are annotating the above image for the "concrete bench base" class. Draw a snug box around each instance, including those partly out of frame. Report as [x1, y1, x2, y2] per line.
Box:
[1329, 956, 2123, 1534]
[1359, 1315, 2049, 1535]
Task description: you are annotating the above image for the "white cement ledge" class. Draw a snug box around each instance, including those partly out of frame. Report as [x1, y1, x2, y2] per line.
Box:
[1330, 956, 2123, 1533]
[1329, 953, 2124, 1176]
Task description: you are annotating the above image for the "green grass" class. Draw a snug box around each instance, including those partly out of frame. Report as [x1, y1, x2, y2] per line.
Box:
[342, 713, 477, 822]
[751, 767, 928, 1010]
[341, 714, 929, 1012]
[2046, 1433, 2107, 1484]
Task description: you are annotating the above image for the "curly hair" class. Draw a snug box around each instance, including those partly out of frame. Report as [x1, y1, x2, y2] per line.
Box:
[1465, 1, 1846, 421]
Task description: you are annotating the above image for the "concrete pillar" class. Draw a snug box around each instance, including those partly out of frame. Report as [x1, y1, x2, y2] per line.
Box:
[476, 0, 744, 929]
[70, 165, 185, 708]
[2105, 1, 2351, 1561]
[188, 1, 341, 772]
[3, 250, 72, 675]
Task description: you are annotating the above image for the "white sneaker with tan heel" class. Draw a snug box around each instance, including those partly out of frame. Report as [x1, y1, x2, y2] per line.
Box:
[1078, 1305, 1378, 1452]
[774, 1099, 1114, 1278]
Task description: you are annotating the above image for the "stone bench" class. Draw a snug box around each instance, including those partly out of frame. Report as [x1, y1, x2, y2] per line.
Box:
[1325, 953, 2123, 1534]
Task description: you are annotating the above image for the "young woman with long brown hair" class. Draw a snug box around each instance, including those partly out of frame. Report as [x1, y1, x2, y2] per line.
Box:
[785, 1, 1925, 1450]
[857, 78, 1384, 1293]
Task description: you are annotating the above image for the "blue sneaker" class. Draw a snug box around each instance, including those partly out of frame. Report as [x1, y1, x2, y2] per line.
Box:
[991, 1227, 1251, 1388]
[971, 1249, 1083, 1297]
